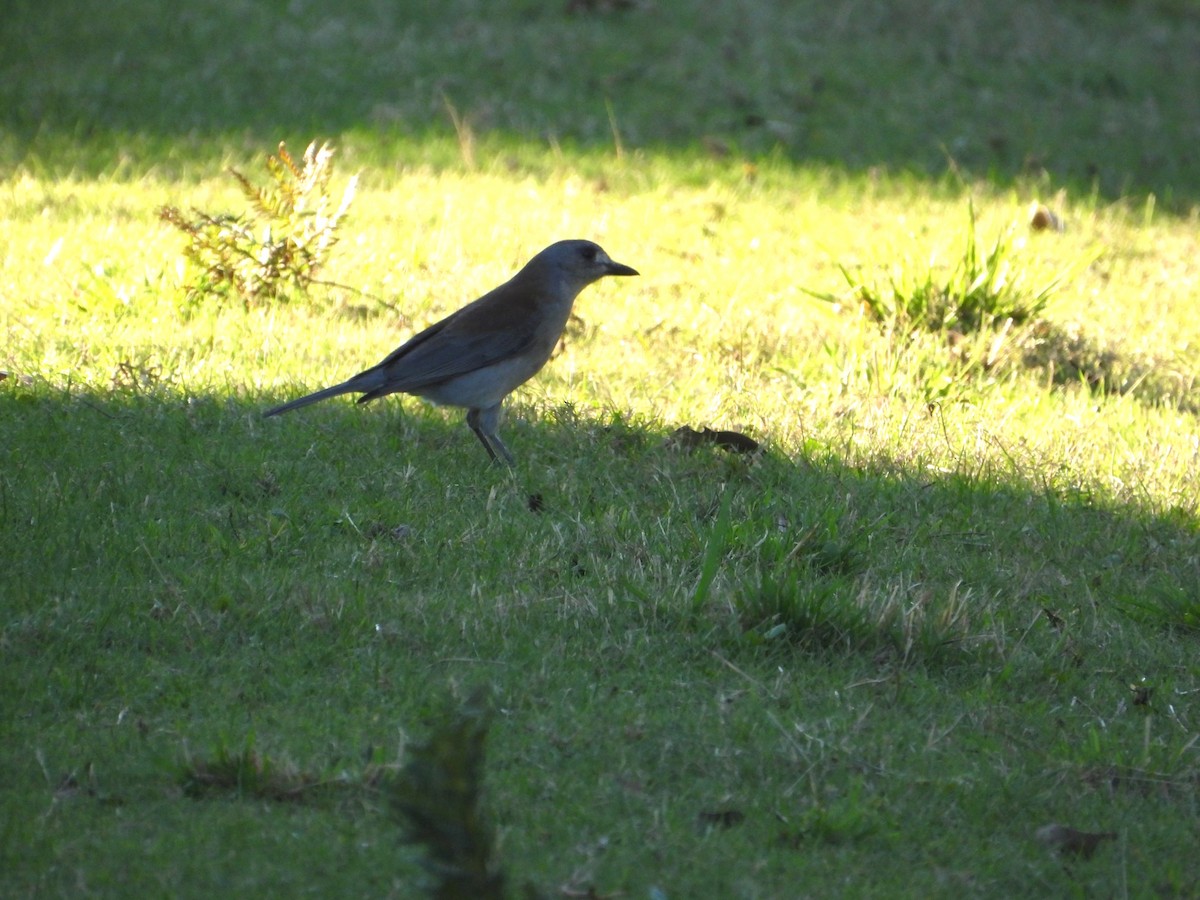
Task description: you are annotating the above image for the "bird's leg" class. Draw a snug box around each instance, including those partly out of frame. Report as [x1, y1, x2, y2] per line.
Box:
[467, 407, 515, 467]
[487, 433, 515, 467]
[470, 422, 501, 463]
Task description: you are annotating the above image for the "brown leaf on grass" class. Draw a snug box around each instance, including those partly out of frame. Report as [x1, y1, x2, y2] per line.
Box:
[1036, 823, 1116, 858]
[668, 426, 761, 455]
[1029, 202, 1065, 232]
[363, 522, 414, 542]
[183, 749, 319, 801]
[559, 886, 621, 899]
[698, 808, 745, 830]
[1079, 764, 1200, 799]
[566, 0, 637, 13]
[54, 772, 83, 800]
[1041, 607, 1066, 631]
[702, 135, 732, 158]
[52, 767, 124, 807]
[615, 774, 645, 795]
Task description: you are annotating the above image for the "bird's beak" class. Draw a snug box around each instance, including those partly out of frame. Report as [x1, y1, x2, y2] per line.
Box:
[606, 260, 639, 277]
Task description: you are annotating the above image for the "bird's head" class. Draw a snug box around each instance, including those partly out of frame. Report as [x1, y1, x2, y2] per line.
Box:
[533, 239, 639, 292]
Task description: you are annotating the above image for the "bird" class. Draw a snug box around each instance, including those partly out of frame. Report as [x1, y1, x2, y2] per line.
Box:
[264, 239, 639, 465]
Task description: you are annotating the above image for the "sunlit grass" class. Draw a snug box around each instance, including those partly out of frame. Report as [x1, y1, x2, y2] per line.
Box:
[5, 147, 1199, 535]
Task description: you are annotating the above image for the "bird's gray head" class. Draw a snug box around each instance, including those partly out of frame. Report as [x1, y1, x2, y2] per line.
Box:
[530, 239, 639, 291]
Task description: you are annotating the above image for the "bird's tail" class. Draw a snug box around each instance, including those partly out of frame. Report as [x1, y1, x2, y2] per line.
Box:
[263, 378, 367, 417]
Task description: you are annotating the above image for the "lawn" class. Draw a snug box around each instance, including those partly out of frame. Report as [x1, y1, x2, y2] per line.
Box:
[3, 1, 1199, 897]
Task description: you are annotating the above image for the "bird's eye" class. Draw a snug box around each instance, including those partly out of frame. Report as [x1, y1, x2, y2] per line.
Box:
[581, 245, 597, 261]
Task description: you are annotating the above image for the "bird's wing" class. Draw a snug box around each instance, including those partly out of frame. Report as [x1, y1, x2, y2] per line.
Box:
[371, 303, 540, 390]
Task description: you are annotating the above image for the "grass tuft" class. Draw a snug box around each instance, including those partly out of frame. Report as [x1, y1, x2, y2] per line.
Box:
[736, 528, 993, 666]
[776, 780, 888, 847]
[183, 737, 323, 802]
[1119, 576, 1200, 632]
[820, 201, 1061, 335]
[735, 526, 869, 653]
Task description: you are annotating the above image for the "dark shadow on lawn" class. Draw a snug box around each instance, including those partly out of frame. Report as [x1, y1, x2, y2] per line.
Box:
[3, 386, 1197, 648]
[6, 383, 1200, 900]
[2, 0, 1199, 204]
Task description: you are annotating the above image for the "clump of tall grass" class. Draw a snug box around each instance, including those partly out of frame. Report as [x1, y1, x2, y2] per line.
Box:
[812, 201, 1061, 336]
[736, 531, 990, 666]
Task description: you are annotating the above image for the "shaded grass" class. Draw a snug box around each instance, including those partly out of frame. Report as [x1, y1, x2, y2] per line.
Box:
[3, 1, 1200, 205]
[4, 380, 1199, 894]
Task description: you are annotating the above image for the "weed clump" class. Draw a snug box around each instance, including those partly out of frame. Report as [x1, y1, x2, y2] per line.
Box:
[736, 530, 985, 666]
[179, 736, 358, 802]
[389, 689, 510, 900]
[1120, 574, 1200, 632]
[820, 201, 1059, 335]
[809, 201, 1200, 414]
[159, 140, 356, 306]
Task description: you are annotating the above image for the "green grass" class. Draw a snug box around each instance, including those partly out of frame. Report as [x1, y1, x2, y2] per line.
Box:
[4, 1, 1200, 897]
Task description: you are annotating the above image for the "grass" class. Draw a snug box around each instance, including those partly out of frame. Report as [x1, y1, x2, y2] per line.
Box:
[3, 1, 1200, 897]
[818, 201, 1064, 333]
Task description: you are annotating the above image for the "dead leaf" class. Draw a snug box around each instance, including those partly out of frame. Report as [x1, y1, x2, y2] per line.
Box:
[697, 808, 745, 830]
[364, 522, 413, 542]
[1041, 607, 1065, 631]
[1029, 202, 1065, 232]
[1036, 823, 1116, 858]
[566, 0, 637, 13]
[668, 426, 761, 455]
[702, 135, 731, 158]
